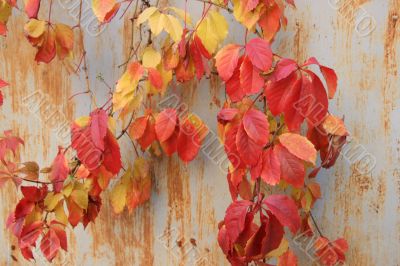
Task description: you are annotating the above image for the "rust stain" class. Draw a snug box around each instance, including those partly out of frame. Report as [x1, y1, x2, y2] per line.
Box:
[0, 7, 75, 264]
[165, 157, 192, 265]
[382, 0, 399, 136]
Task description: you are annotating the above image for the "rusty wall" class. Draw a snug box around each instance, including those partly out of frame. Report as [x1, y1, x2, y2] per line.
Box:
[0, 0, 399, 265]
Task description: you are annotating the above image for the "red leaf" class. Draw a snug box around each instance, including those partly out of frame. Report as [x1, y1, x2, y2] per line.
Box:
[303, 57, 337, 99]
[224, 125, 245, 169]
[265, 72, 304, 131]
[137, 118, 156, 150]
[0, 130, 24, 160]
[19, 221, 43, 248]
[245, 0, 259, 11]
[274, 143, 305, 188]
[245, 213, 284, 258]
[15, 198, 35, 219]
[278, 250, 298, 266]
[21, 186, 47, 202]
[263, 194, 301, 234]
[129, 116, 148, 140]
[148, 68, 163, 89]
[218, 108, 239, 124]
[226, 56, 245, 102]
[102, 130, 122, 175]
[258, 2, 282, 42]
[272, 58, 298, 81]
[236, 123, 262, 166]
[177, 118, 201, 162]
[240, 56, 265, 95]
[279, 133, 317, 165]
[50, 221, 68, 251]
[300, 71, 328, 127]
[90, 109, 108, 151]
[190, 41, 205, 80]
[215, 44, 242, 81]
[265, 58, 329, 131]
[40, 229, 61, 262]
[20, 247, 34, 261]
[224, 200, 253, 243]
[0, 79, 8, 88]
[159, 126, 179, 156]
[155, 109, 178, 142]
[24, 0, 41, 19]
[71, 124, 102, 171]
[193, 35, 211, 59]
[242, 108, 269, 146]
[260, 148, 281, 185]
[50, 147, 69, 192]
[35, 31, 56, 63]
[245, 38, 273, 71]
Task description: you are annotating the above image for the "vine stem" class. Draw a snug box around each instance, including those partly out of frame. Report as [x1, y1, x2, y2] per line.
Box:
[310, 211, 325, 237]
[193, 0, 233, 13]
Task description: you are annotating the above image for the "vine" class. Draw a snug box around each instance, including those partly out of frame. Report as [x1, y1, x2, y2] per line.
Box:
[0, 0, 349, 265]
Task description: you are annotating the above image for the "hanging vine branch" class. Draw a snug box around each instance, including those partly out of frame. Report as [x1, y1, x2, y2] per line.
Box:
[0, 0, 349, 265]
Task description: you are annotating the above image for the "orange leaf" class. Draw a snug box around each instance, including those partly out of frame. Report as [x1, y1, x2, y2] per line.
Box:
[279, 133, 317, 165]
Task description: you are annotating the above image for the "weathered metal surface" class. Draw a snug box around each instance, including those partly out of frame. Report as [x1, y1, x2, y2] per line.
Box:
[0, 0, 399, 265]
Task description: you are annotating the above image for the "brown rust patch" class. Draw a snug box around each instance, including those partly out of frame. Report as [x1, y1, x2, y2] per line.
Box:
[381, 0, 399, 136]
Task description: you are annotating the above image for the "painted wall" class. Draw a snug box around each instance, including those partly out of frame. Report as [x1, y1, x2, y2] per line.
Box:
[0, 0, 398, 265]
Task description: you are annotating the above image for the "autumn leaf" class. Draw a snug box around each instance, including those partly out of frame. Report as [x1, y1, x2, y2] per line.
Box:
[278, 250, 298, 266]
[155, 109, 178, 142]
[92, 0, 120, 23]
[265, 58, 330, 131]
[274, 143, 305, 188]
[196, 10, 228, 54]
[260, 148, 281, 185]
[127, 158, 152, 211]
[112, 62, 144, 113]
[303, 57, 338, 99]
[245, 38, 272, 72]
[263, 194, 301, 234]
[279, 133, 317, 165]
[215, 44, 242, 81]
[177, 114, 207, 162]
[244, 212, 284, 259]
[224, 200, 253, 243]
[240, 56, 265, 95]
[24, 0, 40, 19]
[54, 23, 74, 60]
[0, 130, 24, 161]
[50, 147, 69, 192]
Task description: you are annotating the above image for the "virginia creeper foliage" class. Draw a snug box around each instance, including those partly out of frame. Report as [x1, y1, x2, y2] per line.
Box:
[0, 0, 350, 265]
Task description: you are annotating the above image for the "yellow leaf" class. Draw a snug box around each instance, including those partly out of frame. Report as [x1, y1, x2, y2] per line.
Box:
[0, 1, 12, 24]
[62, 182, 74, 197]
[55, 23, 74, 60]
[70, 188, 88, 210]
[74, 116, 90, 127]
[163, 14, 183, 42]
[24, 19, 46, 38]
[232, 0, 263, 30]
[112, 62, 144, 111]
[142, 46, 161, 68]
[110, 169, 132, 214]
[166, 7, 192, 25]
[24, 206, 42, 225]
[54, 202, 68, 225]
[108, 116, 117, 134]
[136, 6, 158, 25]
[44, 192, 64, 211]
[148, 11, 165, 36]
[92, 0, 120, 23]
[196, 11, 228, 54]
